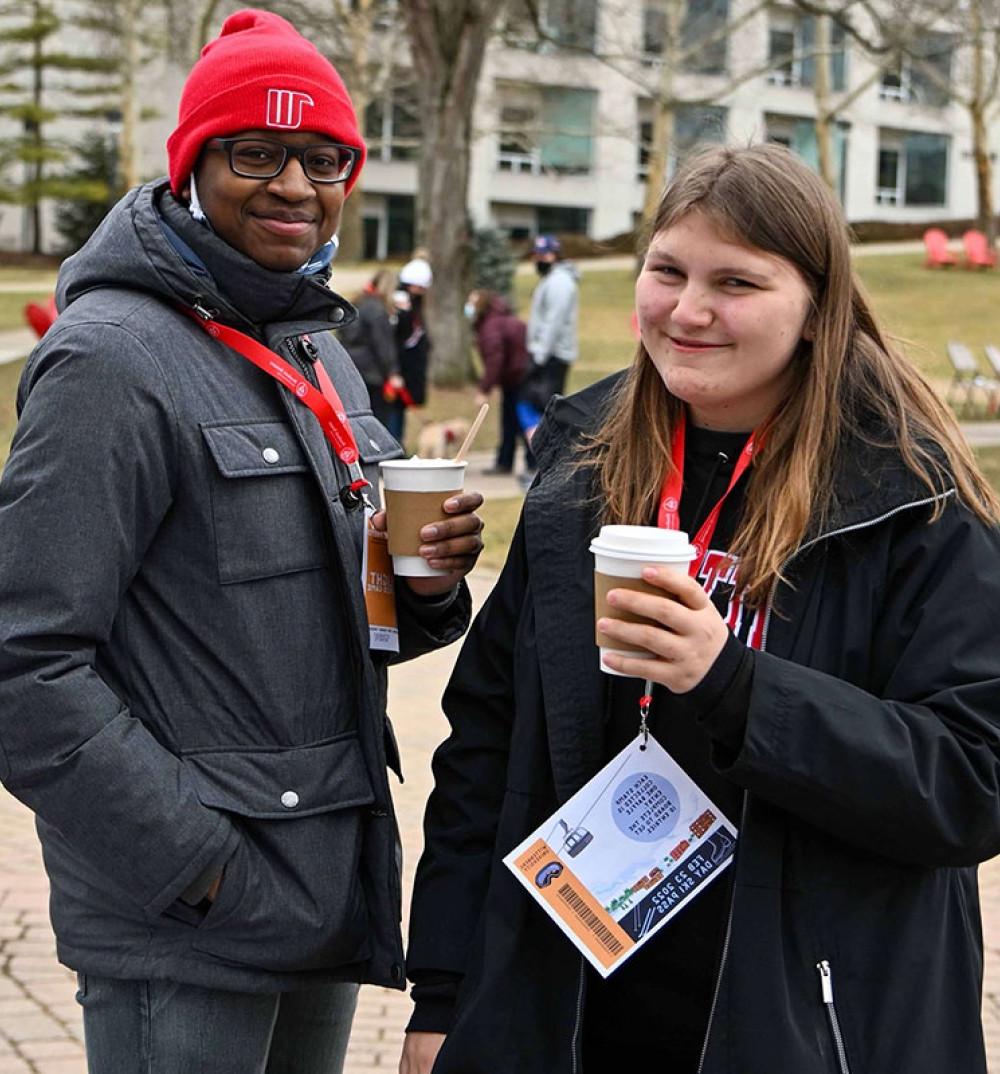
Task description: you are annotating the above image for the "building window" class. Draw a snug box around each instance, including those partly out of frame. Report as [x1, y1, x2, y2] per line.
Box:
[637, 99, 728, 181]
[364, 82, 420, 162]
[766, 113, 849, 201]
[502, 0, 597, 51]
[879, 36, 951, 106]
[876, 130, 948, 207]
[876, 144, 902, 205]
[767, 11, 846, 91]
[643, 0, 728, 74]
[497, 82, 596, 176]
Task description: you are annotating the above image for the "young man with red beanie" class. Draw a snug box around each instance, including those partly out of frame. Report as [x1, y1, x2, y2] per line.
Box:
[0, 10, 483, 1071]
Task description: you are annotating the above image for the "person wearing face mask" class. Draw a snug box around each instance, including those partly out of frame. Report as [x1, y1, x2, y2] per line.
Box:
[466, 289, 530, 476]
[518, 235, 579, 487]
[388, 257, 433, 445]
[0, 10, 485, 1072]
[525, 235, 579, 397]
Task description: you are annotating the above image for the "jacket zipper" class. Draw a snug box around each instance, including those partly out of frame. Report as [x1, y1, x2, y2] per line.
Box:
[817, 961, 852, 1074]
[570, 957, 586, 1073]
[695, 790, 748, 1073]
[695, 491, 952, 1071]
[287, 328, 405, 973]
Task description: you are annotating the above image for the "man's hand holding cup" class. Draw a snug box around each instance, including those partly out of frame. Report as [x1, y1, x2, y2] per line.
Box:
[376, 458, 485, 597]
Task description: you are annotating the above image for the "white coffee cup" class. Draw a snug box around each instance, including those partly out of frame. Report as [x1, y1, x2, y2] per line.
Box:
[379, 458, 467, 577]
[589, 525, 697, 677]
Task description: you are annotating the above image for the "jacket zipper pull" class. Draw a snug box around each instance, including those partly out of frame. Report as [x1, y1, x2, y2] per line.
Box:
[191, 298, 218, 321]
[298, 335, 320, 363]
[817, 959, 834, 1003]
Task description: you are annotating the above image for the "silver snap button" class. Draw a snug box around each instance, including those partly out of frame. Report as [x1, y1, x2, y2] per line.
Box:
[262, 448, 280, 465]
[332, 308, 344, 323]
[280, 790, 299, 809]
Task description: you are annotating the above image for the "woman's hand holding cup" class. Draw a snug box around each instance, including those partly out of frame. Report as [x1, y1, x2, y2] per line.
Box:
[597, 566, 730, 691]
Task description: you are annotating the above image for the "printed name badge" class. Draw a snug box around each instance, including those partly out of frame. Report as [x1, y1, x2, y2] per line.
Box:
[361, 514, 399, 653]
[503, 735, 737, 977]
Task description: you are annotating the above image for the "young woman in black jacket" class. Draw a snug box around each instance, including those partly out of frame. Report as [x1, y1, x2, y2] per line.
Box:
[400, 144, 1000, 1074]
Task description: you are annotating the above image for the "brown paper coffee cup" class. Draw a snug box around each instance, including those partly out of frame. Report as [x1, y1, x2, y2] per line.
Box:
[379, 458, 467, 577]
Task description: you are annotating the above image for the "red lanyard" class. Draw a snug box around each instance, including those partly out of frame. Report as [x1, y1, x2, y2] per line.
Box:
[189, 311, 371, 504]
[657, 413, 757, 572]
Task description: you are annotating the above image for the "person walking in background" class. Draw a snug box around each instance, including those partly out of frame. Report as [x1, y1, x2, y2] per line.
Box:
[400, 144, 1000, 1074]
[339, 268, 404, 427]
[467, 288, 530, 476]
[390, 257, 433, 445]
[0, 11, 485, 1073]
[525, 233, 578, 401]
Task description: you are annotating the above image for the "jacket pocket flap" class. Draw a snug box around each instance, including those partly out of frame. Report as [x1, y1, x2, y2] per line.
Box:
[201, 421, 310, 478]
[184, 735, 375, 819]
[349, 412, 403, 463]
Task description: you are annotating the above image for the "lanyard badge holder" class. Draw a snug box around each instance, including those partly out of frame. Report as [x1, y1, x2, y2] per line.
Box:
[505, 413, 761, 976]
[189, 308, 398, 651]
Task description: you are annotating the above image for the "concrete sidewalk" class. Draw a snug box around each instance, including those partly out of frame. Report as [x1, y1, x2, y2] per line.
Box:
[1, 567, 1000, 1071]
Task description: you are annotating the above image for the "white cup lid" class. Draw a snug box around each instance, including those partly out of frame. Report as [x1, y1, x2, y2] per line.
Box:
[379, 457, 468, 471]
[589, 524, 696, 562]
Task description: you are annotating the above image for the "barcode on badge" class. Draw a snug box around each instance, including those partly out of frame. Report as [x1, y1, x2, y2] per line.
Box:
[557, 882, 624, 955]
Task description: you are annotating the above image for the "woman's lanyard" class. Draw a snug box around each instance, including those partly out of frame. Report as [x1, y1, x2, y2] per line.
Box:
[639, 412, 758, 746]
[657, 413, 757, 569]
[188, 308, 373, 511]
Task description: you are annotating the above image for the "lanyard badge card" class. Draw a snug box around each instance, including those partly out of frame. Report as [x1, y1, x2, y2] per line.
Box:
[503, 696, 738, 978]
[360, 509, 399, 653]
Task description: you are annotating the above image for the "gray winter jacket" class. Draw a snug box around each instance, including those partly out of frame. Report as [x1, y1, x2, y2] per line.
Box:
[0, 180, 471, 993]
[527, 261, 579, 364]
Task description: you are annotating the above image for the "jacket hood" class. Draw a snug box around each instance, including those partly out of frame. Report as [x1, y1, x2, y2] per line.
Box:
[551, 260, 580, 282]
[57, 179, 355, 331]
[483, 294, 513, 318]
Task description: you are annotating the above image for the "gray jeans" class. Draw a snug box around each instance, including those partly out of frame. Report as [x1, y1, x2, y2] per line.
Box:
[76, 974, 359, 1074]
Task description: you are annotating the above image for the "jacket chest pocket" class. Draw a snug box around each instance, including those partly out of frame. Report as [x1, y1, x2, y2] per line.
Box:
[202, 420, 330, 585]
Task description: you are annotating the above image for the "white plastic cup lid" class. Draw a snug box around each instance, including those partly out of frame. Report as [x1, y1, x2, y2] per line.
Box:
[589, 524, 696, 563]
[379, 458, 467, 471]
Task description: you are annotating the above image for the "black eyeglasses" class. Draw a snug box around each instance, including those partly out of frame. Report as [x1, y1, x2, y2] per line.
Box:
[204, 138, 360, 184]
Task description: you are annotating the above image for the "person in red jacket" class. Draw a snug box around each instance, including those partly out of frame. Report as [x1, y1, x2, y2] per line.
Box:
[467, 289, 530, 475]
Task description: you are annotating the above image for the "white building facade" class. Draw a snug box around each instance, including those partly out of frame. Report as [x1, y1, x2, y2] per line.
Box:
[0, 0, 992, 256]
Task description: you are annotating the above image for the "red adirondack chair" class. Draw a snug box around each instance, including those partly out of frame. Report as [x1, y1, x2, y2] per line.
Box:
[23, 295, 58, 339]
[922, 228, 957, 268]
[962, 229, 997, 269]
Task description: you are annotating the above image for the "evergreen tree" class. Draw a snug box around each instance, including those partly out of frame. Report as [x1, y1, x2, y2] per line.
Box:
[472, 227, 516, 304]
[0, 0, 118, 252]
[53, 129, 119, 253]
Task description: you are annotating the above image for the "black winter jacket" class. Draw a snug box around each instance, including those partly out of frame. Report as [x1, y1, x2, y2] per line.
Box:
[338, 293, 399, 388]
[407, 373, 1000, 1073]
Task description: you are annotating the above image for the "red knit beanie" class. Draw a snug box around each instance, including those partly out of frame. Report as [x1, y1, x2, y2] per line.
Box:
[167, 9, 366, 197]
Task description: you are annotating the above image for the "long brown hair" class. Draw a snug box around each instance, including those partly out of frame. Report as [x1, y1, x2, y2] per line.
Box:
[585, 143, 999, 607]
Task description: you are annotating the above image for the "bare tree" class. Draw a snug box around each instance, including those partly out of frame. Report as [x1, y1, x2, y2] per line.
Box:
[399, 0, 508, 384]
[794, 0, 1000, 236]
[266, 0, 406, 262]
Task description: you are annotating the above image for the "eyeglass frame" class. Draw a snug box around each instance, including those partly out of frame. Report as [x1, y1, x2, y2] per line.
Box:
[203, 137, 361, 185]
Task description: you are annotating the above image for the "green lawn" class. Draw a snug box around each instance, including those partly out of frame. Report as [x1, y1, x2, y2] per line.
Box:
[0, 291, 50, 332]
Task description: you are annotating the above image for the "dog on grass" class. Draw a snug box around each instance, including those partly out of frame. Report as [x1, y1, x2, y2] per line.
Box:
[415, 418, 471, 459]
